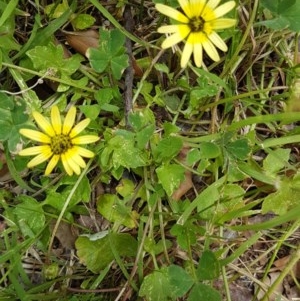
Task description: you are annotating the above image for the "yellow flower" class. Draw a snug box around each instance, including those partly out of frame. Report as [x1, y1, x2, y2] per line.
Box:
[19, 106, 99, 176]
[156, 0, 236, 68]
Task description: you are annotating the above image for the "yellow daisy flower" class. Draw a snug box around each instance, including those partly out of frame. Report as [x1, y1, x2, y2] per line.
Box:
[156, 0, 236, 68]
[19, 106, 99, 176]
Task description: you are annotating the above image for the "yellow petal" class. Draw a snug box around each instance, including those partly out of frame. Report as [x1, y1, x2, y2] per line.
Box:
[51, 106, 62, 135]
[206, 0, 221, 10]
[67, 147, 86, 168]
[45, 154, 60, 175]
[209, 31, 227, 51]
[61, 153, 73, 176]
[161, 31, 188, 49]
[202, 39, 220, 61]
[155, 4, 189, 23]
[213, 1, 235, 19]
[181, 41, 193, 68]
[189, 0, 206, 18]
[178, 0, 192, 18]
[210, 18, 236, 29]
[71, 135, 99, 145]
[69, 118, 90, 138]
[158, 25, 183, 34]
[33, 111, 56, 137]
[63, 106, 76, 135]
[193, 43, 203, 67]
[20, 129, 51, 143]
[76, 146, 95, 158]
[64, 149, 81, 175]
[19, 145, 51, 156]
[70, 161, 81, 175]
[27, 151, 53, 168]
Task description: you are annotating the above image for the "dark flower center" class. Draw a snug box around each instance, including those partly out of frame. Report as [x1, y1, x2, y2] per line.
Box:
[51, 134, 72, 155]
[190, 16, 205, 32]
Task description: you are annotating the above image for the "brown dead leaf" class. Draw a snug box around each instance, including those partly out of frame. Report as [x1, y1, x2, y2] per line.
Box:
[256, 272, 284, 301]
[274, 255, 300, 278]
[172, 147, 193, 200]
[172, 170, 193, 201]
[0, 149, 11, 182]
[49, 220, 78, 251]
[65, 29, 99, 57]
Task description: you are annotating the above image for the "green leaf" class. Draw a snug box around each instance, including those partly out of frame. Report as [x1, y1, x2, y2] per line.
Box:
[170, 220, 204, 250]
[0, 0, 18, 27]
[199, 142, 221, 159]
[108, 134, 148, 169]
[128, 109, 156, 132]
[116, 178, 135, 198]
[186, 148, 201, 165]
[111, 53, 129, 80]
[259, 0, 300, 31]
[0, 120, 11, 140]
[27, 43, 82, 75]
[153, 136, 183, 162]
[12, 98, 28, 124]
[237, 161, 276, 186]
[225, 138, 250, 160]
[5, 145, 35, 192]
[0, 92, 14, 110]
[263, 148, 290, 175]
[15, 196, 45, 235]
[8, 126, 24, 152]
[168, 265, 194, 298]
[76, 232, 138, 273]
[88, 47, 108, 72]
[262, 175, 300, 215]
[0, 96, 29, 151]
[97, 194, 138, 228]
[188, 283, 221, 301]
[192, 183, 244, 222]
[197, 250, 220, 280]
[88, 28, 128, 80]
[79, 104, 101, 120]
[61, 175, 91, 205]
[136, 125, 155, 149]
[163, 94, 181, 111]
[138, 81, 154, 104]
[143, 237, 172, 255]
[103, 28, 126, 56]
[139, 268, 172, 301]
[175, 177, 227, 224]
[44, 176, 91, 211]
[215, 184, 245, 219]
[44, 190, 65, 211]
[154, 63, 169, 74]
[156, 163, 185, 196]
[95, 88, 113, 105]
[71, 14, 95, 30]
[163, 122, 180, 136]
[94, 88, 120, 112]
[45, 0, 69, 18]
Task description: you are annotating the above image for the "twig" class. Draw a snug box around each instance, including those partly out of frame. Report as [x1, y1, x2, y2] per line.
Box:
[123, 5, 134, 127]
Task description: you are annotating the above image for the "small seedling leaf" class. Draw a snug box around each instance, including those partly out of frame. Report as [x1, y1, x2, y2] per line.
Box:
[188, 283, 221, 301]
[168, 265, 194, 297]
[76, 232, 137, 273]
[156, 163, 185, 196]
[139, 268, 172, 301]
[197, 250, 220, 280]
[97, 194, 138, 228]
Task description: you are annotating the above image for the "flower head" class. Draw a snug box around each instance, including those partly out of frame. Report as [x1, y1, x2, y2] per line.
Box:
[19, 106, 99, 176]
[156, 0, 236, 68]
